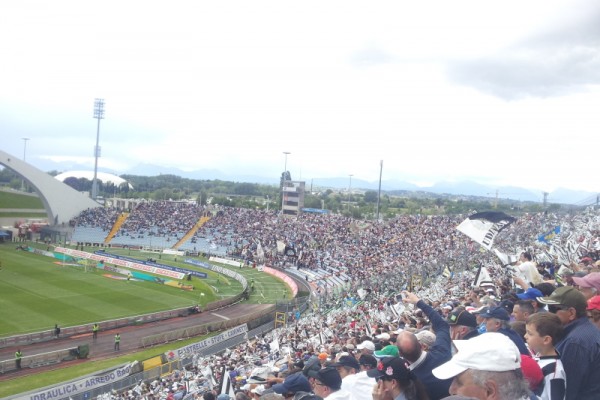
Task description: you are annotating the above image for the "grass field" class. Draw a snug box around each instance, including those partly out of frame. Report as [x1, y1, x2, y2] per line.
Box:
[0, 189, 44, 209]
[0, 242, 290, 397]
[0, 190, 292, 397]
[0, 244, 219, 336]
[0, 242, 288, 337]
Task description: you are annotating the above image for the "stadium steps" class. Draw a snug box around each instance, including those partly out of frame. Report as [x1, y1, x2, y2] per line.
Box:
[72, 226, 109, 243]
[172, 215, 211, 250]
[104, 212, 129, 244]
[287, 267, 318, 283]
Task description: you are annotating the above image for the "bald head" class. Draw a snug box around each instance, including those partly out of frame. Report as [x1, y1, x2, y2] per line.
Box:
[396, 331, 422, 362]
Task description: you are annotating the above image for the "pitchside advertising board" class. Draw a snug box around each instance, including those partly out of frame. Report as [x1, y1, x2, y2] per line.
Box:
[166, 324, 249, 360]
[16, 362, 136, 400]
[93, 251, 208, 278]
[55, 247, 185, 279]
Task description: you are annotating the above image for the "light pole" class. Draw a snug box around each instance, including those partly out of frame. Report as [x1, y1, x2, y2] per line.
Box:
[21, 137, 30, 191]
[281, 151, 291, 212]
[92, 98, 105, 200]
[377, 160, 383, 221]
[347, 174, 353, 213]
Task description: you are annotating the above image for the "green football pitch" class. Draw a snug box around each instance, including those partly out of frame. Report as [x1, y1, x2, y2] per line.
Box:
[0, 242, 287, 337]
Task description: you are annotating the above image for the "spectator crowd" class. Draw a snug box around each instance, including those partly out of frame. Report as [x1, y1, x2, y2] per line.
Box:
[72, 202, 600, 400]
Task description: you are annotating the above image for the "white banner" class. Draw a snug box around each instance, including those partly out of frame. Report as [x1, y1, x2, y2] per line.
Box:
[209, 256, 242, 267]
[17, 362, 136, 400]
[173, 324, 248, 360]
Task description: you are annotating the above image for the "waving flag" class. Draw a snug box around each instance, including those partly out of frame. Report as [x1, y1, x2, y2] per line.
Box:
[493, 248, 520, 267]
[457, 211, 516, 250]
[474, 265, 494, 288]
[538, 226, 561, 244]
[442, 266, 453, 279]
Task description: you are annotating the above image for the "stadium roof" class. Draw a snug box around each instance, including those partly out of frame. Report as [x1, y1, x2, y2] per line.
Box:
[54, 171, 133, 189]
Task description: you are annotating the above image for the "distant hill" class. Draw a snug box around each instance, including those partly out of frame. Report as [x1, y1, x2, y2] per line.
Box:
[307, 177, 593, 206]
[122, 164, 598, 206]
[39, 162, 598, 206]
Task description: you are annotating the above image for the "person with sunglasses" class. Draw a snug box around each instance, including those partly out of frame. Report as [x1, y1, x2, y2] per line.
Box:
[537, 286, 600, 399]
[368, 357, 429, 400]
[308, 366, 349, 400]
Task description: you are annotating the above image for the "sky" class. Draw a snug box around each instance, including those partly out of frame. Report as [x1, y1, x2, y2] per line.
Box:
[1, 0, 599, 193]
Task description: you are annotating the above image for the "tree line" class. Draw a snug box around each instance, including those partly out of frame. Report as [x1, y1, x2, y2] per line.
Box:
[0, 168, 567, 220]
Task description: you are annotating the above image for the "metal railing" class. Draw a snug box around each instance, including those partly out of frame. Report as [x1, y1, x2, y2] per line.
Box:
[0, 307, 194, 349]
[140, 305, 275, 347]
[0, 347, 78, 374]
[9, 321, 277, 400]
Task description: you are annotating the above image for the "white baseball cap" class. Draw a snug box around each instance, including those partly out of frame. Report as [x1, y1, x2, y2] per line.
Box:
[356, 340, 375, 351]
[432, 333, 521, 380]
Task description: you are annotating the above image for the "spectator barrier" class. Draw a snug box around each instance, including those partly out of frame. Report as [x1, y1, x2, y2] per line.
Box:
[0, 347, 80, 374]
[9, 321, 276, 400]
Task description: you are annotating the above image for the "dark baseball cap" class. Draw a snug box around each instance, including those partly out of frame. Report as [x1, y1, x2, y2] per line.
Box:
[367, 357, 412, 382]
[331, 355, 360, 371]
[479, 306, 510, 321]
[308, 366, 342, 390]
[537, 286, 587, 313]
[358, 354, 378, 369]
[272, 373, 312, 394]
[447, 309, 477, 328]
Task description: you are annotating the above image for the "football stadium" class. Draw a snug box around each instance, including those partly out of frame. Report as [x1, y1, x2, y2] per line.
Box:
[1, 151, 600, 400]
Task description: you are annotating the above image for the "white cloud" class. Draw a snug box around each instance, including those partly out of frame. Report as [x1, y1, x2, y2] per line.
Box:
[1, 0, 599, 193]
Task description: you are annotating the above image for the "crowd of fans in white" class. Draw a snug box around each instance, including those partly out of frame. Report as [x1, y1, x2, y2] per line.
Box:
[75, 202, 600, 400]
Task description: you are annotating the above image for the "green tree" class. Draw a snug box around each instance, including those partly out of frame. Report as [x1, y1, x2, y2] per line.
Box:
[197, 190, 208, 206]
[364, 191, 378, 203]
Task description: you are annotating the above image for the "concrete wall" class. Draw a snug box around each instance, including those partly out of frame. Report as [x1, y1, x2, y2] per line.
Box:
[0, 150, 101, 225]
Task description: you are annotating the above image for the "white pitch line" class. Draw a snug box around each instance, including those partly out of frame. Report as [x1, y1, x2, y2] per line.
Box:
[211, 312, 230, 320]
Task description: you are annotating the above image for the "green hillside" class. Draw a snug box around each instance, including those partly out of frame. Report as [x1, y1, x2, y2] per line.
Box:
[0, 189, 44, 209]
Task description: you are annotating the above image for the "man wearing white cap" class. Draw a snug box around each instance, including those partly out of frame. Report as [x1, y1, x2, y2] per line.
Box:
[356, 340, 375, 357]
[432, 332, 531, 399]
[375, 332, 391, 346]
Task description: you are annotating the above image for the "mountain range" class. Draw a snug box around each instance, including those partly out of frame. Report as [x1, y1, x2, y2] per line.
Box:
[123, 163, 597, 206]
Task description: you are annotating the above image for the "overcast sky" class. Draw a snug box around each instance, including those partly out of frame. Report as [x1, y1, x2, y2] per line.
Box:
[1, 0, 599, 192]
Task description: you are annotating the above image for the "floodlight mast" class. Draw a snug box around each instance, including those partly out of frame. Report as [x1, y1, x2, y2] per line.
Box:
[281, 151, 291, 213]
[92, 99, 105, 200]
[21, 137, 30, 191]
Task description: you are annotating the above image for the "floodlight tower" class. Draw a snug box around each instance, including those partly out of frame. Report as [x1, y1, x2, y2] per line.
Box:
[92, 98, 105, 200]
[376, 160, 383, 221]
[281, 151, 291, 212]
[347, 174, 353, 212]
[21, 137, 30, 191]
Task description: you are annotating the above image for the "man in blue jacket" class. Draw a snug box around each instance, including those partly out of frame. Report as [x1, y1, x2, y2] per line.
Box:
[478, 306, 530, 355]
[395, 291, 453, 400]
[538, 286, 600, 400]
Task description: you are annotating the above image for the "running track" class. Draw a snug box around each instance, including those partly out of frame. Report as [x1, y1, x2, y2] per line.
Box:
[0, 303, 273, 382]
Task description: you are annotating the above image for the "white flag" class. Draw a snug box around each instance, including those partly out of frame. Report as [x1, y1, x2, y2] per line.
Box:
[457, 211, 516, 250]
